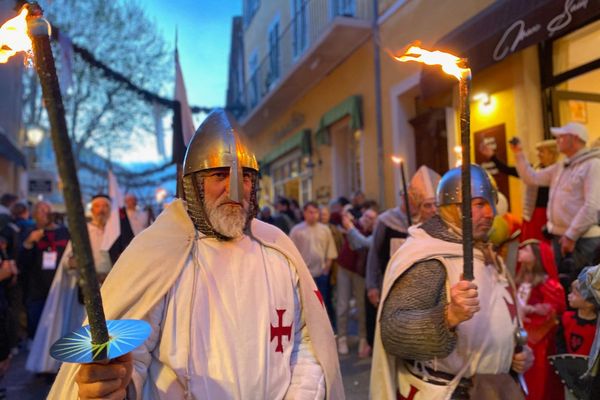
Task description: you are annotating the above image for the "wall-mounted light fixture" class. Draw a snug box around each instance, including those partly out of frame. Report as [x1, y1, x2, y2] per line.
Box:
[473, 92, 490, 106]
[473, 92, 495, 114]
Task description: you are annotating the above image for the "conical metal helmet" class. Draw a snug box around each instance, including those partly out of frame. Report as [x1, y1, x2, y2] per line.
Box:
[436, 164, 498, 215]
[183, 109, 258, 203]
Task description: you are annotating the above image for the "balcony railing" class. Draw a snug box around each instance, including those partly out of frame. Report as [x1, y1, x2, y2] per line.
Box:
[241, 0, 373, 121]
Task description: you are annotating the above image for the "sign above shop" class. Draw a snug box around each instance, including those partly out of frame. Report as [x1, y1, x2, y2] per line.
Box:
[420, 0, 600, 99]
[493, 0, 591, 61]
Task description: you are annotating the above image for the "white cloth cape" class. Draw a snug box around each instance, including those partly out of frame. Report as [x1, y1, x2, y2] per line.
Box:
[370, 226, 517, 400]
[48, 199, 344, 399]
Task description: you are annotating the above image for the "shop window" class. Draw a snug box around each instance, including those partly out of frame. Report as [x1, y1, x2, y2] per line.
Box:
[553, 19, 600, 75]
[545, 19, 600, 144]
[270, 149, 312, 204]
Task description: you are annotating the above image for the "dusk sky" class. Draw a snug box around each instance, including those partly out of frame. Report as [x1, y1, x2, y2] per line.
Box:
[138, 0, 242, 109]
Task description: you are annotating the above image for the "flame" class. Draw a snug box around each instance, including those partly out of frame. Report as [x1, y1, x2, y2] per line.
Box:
[394, 45, 469, 81]
[391, 156, 402, 165]
[0, 7, 32, 64]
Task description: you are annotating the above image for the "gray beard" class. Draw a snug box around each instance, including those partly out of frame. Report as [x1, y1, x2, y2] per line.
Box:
[205, 197, 248, 239]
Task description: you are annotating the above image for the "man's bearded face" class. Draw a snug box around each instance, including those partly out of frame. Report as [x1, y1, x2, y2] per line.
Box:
[471, 198, 494, 240]
[201, 168, 252, 239]
[91, 198, 111, 227]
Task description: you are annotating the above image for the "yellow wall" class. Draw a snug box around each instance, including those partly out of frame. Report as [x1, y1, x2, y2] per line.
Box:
[249, 0, 567, 221]
[253, 41, 378, 204]
[377, 0, 496, 207]
[471, 57, 522, 218]
[243, 0, 291, 70]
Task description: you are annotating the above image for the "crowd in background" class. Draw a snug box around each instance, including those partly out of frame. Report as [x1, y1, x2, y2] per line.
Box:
[0, 192, 151, 398]
[1, 121, 600, 399]
[255, 122, 600, 399]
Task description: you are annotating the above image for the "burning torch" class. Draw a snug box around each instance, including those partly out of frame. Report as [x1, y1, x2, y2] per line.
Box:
[394, 43, 529, 395]
[0, 3, 149, 363]
[391, 156, 412, 226]
[394, 44, 474, 281]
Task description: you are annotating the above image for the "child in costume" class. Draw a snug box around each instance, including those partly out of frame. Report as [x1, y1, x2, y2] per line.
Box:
[516, 239, 566, 400]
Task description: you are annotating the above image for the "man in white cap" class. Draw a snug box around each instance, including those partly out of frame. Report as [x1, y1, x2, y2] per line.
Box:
[510, 122, 600, 281]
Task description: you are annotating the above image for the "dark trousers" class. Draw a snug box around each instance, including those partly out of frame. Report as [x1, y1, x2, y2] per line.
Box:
[314, 274, 335, 331]
[26, 299, 46, 339]
[365, 292, 377, 346]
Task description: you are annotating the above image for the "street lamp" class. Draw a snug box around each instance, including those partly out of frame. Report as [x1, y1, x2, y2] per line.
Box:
[26, 125, 44, 146]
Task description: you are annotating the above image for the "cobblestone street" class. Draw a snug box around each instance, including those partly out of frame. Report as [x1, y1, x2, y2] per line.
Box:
[4, 337, 372, 399]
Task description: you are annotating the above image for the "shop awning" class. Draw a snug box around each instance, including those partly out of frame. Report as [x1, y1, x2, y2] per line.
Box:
[421, 0, 600, 99]
[0, 130, 26, 168]
[315, 95, 362, 145]
[260, 129, 312, 175]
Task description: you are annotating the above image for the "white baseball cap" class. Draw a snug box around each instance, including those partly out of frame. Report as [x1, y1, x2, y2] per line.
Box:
[550, 122, 588, 143]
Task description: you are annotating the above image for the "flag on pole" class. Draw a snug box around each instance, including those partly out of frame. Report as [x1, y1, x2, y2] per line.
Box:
[101, 170, 124, 251]
[175, 49, 195, 146]
[152, 101, 166, 158]
[57, 31, 73, 95]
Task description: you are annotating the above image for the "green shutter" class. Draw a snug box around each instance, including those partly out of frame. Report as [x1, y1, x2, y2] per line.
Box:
[259, 129, 312, 175]
[315, 95, 362, 146]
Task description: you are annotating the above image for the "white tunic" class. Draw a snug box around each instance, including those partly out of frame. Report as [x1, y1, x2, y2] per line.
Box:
[130, 235, 325, 399]
[126, 208, 149, 236]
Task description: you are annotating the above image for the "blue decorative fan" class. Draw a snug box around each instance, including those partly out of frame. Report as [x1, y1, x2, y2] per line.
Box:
[50, 319, 151, 363]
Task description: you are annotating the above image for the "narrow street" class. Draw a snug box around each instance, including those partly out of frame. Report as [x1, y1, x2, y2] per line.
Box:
[4, 338, 372, 399]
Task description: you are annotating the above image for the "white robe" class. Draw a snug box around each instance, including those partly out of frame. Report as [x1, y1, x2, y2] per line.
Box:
[25, 223, 111, 373]
[130, 235, 324, 399]
[48, 200, 344, 399]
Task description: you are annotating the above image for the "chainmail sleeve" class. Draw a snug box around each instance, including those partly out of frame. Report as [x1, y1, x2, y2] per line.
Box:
[380, 259, 457, 360]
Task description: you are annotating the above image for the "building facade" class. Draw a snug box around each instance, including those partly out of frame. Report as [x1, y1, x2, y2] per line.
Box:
[228, 0, 600, 216]
[0, 0, 27, 198]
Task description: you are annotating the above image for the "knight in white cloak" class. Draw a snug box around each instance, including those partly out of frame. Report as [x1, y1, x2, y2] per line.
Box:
[26, 194, 113, 374]
[370, 165, 533, 400]
[364, 165, 440, 347]
[47, 109, 344, 400]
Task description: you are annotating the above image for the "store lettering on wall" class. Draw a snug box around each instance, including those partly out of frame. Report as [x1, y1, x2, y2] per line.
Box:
[272, 112, 305, 141]
[493, 0, 590, 61]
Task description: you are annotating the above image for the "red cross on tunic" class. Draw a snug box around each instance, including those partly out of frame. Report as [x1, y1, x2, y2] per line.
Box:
[397, 385, 419, 400]
[503, 284, 518, 324]
[314, 289, 324, 307]
[270, 309, 292, 353]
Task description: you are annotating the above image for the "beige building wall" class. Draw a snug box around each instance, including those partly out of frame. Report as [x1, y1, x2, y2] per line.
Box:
[378, 0, 496, 208]
[243, 0, 291, 77]
[252, 41, 377, 204]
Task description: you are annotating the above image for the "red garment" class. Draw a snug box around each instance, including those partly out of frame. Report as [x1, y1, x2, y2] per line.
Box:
[337, 222, 368, 276]
[561, 311, 597, 355]
[522, 278, 566, 400]
[521, 242, 566, 400]
[521, 207, 549, 243]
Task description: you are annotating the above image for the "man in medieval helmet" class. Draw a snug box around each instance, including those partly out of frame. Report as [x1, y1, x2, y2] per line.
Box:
[48, 109, 344, 400]
[370, 164, 533, 400]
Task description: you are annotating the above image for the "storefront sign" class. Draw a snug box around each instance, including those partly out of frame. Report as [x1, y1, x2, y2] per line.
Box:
[421, 0, 600, 99]
[493, 0, 591, 61]
[272, 112, 305, 141]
